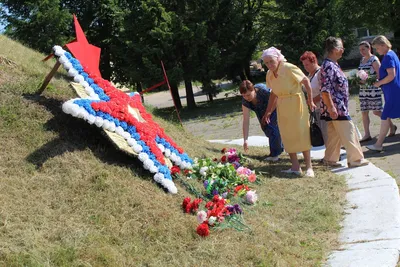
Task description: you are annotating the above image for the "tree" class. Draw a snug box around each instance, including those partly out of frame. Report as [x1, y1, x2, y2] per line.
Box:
[260, 0, 357, 64]
[0, 0, 71, 53]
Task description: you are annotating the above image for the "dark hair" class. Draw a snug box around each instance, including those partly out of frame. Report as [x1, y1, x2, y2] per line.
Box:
[239, 80, 255, 94]
[325, 36, 343, 54]
[300, 51, 317, 63]
[359, 41, 372, 54]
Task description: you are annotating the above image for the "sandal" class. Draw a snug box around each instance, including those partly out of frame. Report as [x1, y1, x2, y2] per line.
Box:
[359, 136, 372, 143]
[388, 125, 397, 137]
[366, 144, 383, 152]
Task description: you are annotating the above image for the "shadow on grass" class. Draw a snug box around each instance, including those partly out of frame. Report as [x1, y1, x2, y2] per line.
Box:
[22, 94, 154, 183]
[151, 95, 243, 122]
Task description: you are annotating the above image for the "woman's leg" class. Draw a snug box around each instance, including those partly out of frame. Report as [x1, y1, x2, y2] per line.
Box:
[334, 120, 365, 163]
[361, 111, 371, 139]
[289, 153, 301, 171]
[263, 116, 283, 157]
[388, 118, 397, 136]
[324, 122, 341, 162]
[375, 119, 391, 147]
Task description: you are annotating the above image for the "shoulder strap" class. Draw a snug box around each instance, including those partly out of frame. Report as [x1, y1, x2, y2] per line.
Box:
[309, 68, 321, 82]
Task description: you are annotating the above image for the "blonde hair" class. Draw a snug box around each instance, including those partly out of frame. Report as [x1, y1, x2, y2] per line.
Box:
[372, 35, 392, 48]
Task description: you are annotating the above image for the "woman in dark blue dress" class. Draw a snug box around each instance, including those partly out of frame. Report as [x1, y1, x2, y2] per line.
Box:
[367, 35, 400, 151]
[240, 80, 283, 161]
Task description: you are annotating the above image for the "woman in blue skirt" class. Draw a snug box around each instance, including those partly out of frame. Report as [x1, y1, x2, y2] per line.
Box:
[367, 36, 400, 151]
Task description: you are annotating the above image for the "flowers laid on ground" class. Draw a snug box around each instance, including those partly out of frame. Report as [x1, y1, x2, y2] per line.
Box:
[174, 147, 257, 236]
[182, 195, 249, 237]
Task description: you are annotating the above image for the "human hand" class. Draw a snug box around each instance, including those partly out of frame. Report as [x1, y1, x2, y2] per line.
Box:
[262, 112, 272, 125]
[307, 99, 316, 112]
[243, 140, 248, 152]
[328, 106, 338, 119]
[373, 81, 381, 87]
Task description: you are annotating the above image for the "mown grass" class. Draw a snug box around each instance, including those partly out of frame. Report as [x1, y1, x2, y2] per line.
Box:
[0, 35, 346, 267]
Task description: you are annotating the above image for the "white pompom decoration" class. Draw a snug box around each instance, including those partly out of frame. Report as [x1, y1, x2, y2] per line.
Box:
[58, 55, 67, 64]
[162, 180, 177, 194]
[115, 126, 124, 136]
[133, 144, 143, 153]
[81, 81, 89, 88]
[94, 117, 104, 127]
[87, 115, 96, 124]
[150, 166, 158, 173]
[127, 138, 136, 146]
[68, 68, 78, 77]
[73, 75, 84, 84]
[157, 144, 165, 152]
[63, 61, 73, 70]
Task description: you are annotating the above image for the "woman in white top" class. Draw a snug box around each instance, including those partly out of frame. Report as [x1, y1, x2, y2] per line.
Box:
[300, 51, 328, 142]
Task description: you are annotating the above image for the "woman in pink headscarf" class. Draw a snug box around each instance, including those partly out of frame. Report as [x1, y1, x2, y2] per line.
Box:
[262, 47, 316, 177]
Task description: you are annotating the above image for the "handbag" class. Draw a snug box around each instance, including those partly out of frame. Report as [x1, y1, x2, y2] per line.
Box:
[309, 111, 324, 147]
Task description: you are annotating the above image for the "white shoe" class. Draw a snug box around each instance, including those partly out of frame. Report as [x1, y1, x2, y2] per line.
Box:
[264, 156, 279, 162]
[281, 169, 302, 175]
[366, 144, 383, 152]
[305, 168, 315, 178]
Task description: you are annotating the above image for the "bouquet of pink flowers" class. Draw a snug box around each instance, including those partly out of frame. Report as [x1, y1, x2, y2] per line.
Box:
[356, 70, 377, 86]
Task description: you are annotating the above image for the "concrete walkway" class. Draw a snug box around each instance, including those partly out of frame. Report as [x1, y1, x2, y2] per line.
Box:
[209, 136, 400, 267]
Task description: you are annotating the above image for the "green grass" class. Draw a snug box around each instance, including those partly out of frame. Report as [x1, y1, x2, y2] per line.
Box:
[0, 35, 346, 266]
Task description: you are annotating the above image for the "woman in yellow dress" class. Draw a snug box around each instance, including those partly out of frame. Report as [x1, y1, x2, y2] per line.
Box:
[262, 47, 316, 177]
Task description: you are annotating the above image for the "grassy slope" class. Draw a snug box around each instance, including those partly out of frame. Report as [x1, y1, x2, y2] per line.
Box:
[0, 35, 346, 267]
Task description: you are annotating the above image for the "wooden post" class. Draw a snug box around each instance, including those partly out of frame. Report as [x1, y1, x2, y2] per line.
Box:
[37, 61, 61, 95]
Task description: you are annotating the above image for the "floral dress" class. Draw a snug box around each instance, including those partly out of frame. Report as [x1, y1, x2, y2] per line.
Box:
[358, 55, 383, 111]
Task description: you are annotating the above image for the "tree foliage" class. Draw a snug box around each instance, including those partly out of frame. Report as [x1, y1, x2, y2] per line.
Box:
[0, 0, 381, 109]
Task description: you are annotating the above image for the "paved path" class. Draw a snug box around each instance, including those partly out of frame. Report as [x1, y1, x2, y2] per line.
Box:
[209, 136, 400, 267]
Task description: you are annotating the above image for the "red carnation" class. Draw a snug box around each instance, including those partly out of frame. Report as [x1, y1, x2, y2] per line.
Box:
[170, 166, 181, 175]
[191, 198, 203, 212]
[221, 148, 226, 153]
[221, 155, 227, 162]
[182, 197, 191, 211]
[196, 222, 210, 237]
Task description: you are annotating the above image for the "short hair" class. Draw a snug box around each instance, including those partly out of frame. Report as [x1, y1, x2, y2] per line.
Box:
[325, 36, 343, 54]
[239, 80, 255, 94]
[300, 51, 317, 63]
[372, 35, 392, 48]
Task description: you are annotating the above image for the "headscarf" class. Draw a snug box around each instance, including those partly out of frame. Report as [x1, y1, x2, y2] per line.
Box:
[262, 46, 287, 62]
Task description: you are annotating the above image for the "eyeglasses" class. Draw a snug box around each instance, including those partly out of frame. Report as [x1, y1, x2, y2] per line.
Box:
[336, 46, 345, 51]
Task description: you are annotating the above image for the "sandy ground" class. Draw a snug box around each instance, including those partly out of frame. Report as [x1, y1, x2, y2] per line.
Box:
[144, 87, 400, 179]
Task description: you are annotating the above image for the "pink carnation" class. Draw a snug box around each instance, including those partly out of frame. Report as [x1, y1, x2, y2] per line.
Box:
[357, 70, 368, 81]
[246, 190, 258, 204]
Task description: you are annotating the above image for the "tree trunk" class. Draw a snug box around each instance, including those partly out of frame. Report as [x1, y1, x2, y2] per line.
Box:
[169, 82, 183, 110]
[100, 46, 112, 80]
[184, 79, 196, 109]
[244, 64, 252, 83]
[136, 82, 144, 103]
[208, 93, 214, 102]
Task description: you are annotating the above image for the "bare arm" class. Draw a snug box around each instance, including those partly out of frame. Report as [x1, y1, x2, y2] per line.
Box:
[300, 76, 316, 111]
[375, 67, 395, 87]
[313, 95, 321, 103]
[242, 105, 251, 152]
[321, 91, 338, 119]
[372, 60, 380, 80]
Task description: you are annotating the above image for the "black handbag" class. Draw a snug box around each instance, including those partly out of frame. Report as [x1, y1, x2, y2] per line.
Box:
[310, 112, 324, 147]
